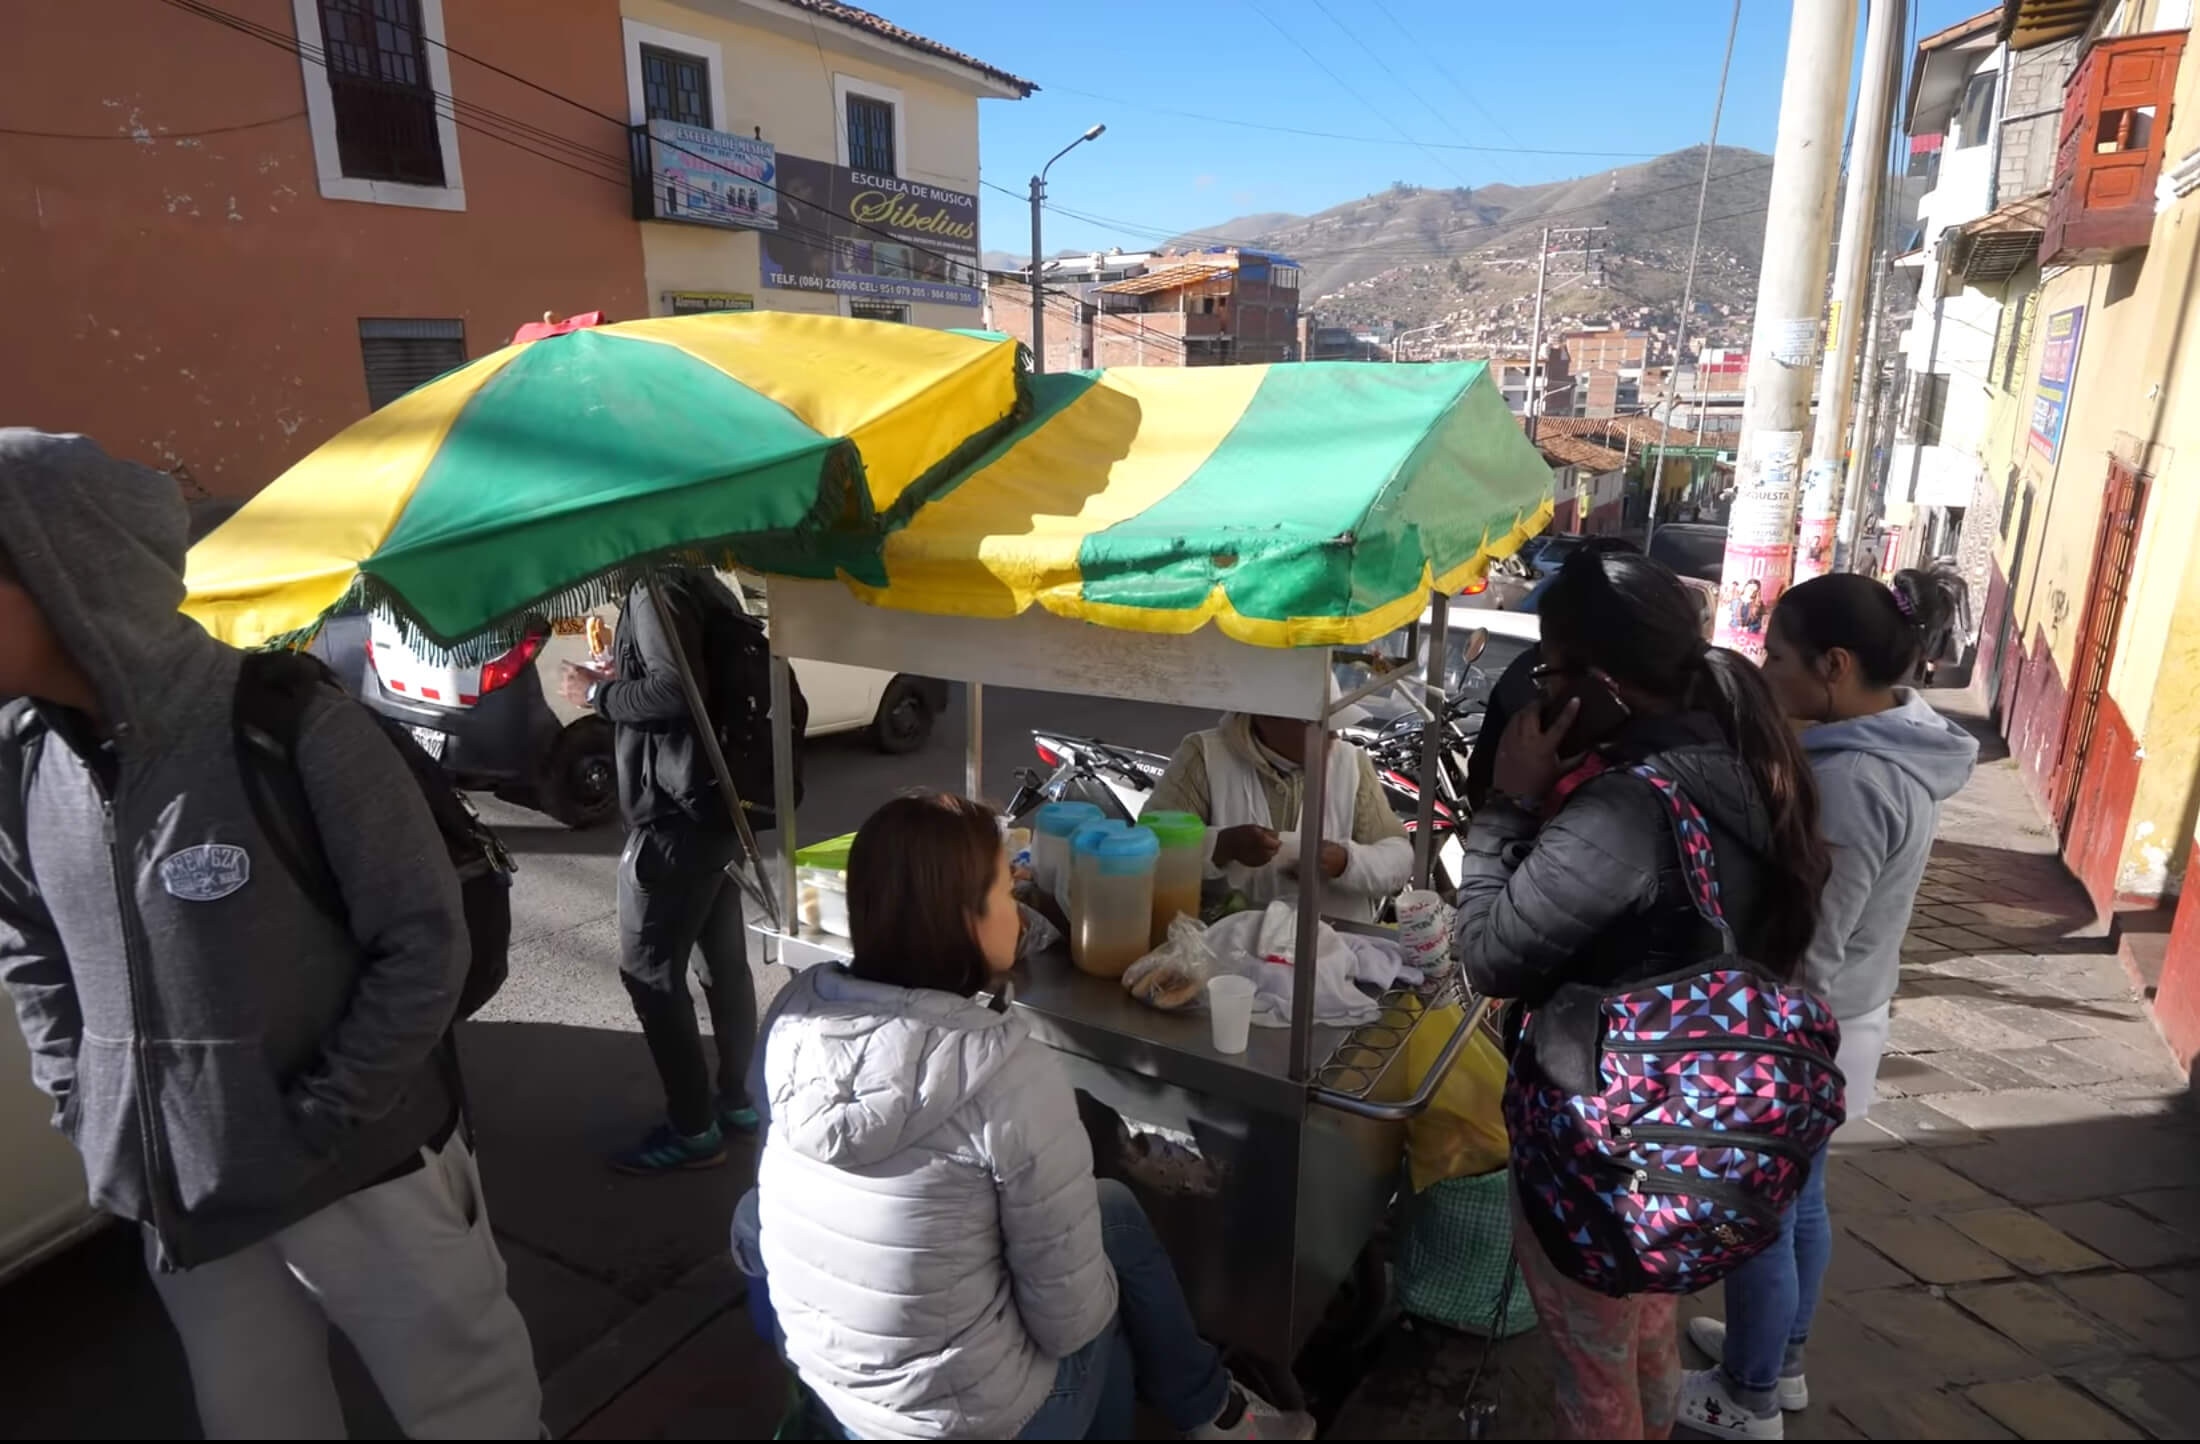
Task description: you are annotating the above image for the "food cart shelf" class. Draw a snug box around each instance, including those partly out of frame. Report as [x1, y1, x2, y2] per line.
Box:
[1309, 968, 1476, 1103]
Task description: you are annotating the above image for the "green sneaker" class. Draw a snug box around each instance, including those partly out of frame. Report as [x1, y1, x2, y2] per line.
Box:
[611, 1122, 726, 1175]
[719, 1103, 761, 1135]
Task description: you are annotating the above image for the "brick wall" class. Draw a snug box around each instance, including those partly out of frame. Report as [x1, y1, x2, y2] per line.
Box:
[983, 279, 1089, 371]
[1999, 39, 2081, 201]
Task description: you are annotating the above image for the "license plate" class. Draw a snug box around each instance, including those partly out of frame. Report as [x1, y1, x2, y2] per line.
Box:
[410, 726, 447, 759]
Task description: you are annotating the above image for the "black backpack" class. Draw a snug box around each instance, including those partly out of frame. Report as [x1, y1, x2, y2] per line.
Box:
[235, 650, 515, 1018]
[657, 572, 808, 831]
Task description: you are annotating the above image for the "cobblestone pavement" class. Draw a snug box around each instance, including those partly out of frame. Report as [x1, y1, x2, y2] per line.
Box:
[1335, 708, 2200, 1440]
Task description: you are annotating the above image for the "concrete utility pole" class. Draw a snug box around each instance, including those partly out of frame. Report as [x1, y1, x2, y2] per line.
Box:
[1525, 228, 1552, 441]
[1027, 124, 1106, 374]
[1796, 0, 1904, 584]
[1712, 0, 1860, 659]
[1524, 225, 1604, 440]
[1838, 242, 1894, 568]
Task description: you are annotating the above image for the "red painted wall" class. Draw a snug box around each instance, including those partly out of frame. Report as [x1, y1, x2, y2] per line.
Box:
[2063, 691, 2143, 916]
[1977, 562, 2012, 709]
[2007, 627, 2070, 817]
[1, 0, 645, 498]
[2157, 866, 2200, 1072]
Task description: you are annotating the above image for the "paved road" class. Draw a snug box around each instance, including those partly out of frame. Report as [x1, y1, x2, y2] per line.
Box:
[0, 684, 1207, 1439]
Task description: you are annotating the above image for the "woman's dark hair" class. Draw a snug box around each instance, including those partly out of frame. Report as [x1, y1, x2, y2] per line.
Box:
[1772, 570, 1956, 686]
[1539, 550, 1829, 975]
[846, 791, 1003, 997]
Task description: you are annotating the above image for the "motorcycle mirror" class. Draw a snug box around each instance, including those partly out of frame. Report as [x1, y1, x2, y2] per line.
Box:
[1460, 627, 1489, 667]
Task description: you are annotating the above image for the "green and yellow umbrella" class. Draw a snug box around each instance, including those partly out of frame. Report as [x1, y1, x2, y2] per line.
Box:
[185, 312, 1022, 651]
[773, 360, 1553, 648]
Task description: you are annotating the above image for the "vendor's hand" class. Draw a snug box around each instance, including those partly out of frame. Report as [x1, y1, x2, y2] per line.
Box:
[1316, 841, 1349, 879]
[1213, 824, 1281, 869]
[559, 661, 613, 709]
[1492, 696, 1579, 803]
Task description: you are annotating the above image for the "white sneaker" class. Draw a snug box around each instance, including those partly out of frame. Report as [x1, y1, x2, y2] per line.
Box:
[1188, 1376, 1317, 1440]
[1686, 1316, 1809, 1411]
[1679, 1366, 1786, 1441]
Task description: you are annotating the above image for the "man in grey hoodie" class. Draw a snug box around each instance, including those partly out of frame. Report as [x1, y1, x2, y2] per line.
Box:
[0, 432, 539, 1438]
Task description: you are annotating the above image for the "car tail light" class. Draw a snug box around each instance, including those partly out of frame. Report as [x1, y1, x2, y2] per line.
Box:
[478, 630, 547, 697]
[1461, 576, 1489, 596]
[364, 638, 380, 675]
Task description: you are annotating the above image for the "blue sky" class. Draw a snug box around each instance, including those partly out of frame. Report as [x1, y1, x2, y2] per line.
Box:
[874, 0, 1989, 255]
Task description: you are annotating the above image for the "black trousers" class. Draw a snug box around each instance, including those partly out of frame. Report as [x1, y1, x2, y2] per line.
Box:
[617, 820, 755, 1136]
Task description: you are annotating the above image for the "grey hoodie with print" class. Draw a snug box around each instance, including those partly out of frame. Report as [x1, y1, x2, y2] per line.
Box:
[0, 430, 467, 1269]
[1800, 688, 1979, 1020]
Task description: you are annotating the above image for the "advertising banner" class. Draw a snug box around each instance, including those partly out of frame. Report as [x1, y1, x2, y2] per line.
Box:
[761, 154, 982, 307]
[641, 120, 777, 230]
[2030, 305, 2086, 462]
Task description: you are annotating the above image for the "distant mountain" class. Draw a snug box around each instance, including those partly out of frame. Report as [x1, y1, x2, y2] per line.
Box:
[1164, 147, 1774, 346]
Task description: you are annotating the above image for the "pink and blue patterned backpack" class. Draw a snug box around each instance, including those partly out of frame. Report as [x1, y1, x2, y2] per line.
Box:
[1504, 763, 1847, 1297]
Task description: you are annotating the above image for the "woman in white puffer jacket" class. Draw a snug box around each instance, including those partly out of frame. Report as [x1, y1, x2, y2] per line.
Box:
[752, 792, 1311, 1441]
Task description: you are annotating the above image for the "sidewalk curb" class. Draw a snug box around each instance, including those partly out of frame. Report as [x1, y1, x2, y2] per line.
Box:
[540, 1255, 746, 1438]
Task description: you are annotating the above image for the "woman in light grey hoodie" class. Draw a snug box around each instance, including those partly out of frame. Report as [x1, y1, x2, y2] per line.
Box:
[750, 792, 1311, 1441]
[1679, 572, 1978, 1441]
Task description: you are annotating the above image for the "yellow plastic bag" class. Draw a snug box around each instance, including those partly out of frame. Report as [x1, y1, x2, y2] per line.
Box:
[1403, 1001, 1512, 1192]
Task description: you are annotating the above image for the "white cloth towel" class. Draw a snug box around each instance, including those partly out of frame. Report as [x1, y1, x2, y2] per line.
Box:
[1206, 902, 1417, 1028]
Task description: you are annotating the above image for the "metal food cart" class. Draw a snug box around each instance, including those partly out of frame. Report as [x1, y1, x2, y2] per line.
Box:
[744, 359, 1554, 1365]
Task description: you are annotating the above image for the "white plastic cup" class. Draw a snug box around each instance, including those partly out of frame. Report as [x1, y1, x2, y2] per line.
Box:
[1207, 975, 1256, 1055]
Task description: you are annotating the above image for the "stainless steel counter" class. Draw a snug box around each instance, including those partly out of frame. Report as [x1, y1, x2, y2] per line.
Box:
[1006, 953, 1355, 1118]
[1007, 951, 1407, 1368]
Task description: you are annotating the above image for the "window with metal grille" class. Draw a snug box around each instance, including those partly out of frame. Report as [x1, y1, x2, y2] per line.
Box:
[845, 92, 896, 174]
[641, 45, 711, 127]
[318, 0, 445, 187]
[359, 318, 465, 410]
[848, 301, 909, 324]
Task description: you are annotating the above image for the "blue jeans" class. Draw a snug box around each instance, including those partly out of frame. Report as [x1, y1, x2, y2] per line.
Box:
[1719, 1145, 1833, 1402]
[1016, 1179, 1233, 1439]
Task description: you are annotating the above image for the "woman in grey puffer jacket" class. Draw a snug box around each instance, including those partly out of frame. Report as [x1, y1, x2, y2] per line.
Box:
[751, 792, 1310, 1441]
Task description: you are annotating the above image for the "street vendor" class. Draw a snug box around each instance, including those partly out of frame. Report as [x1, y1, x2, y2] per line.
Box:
[1145, 713, 1412, 923]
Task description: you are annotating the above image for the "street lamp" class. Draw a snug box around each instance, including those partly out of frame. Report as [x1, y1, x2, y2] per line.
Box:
[1028, 123, 1106, 373]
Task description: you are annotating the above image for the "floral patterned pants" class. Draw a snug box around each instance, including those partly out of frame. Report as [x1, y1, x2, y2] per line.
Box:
[1510, 1185, 1680, 1439]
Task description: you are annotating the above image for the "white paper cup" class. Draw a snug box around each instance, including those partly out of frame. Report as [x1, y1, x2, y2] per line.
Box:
[1207, 975, 1256, 1055]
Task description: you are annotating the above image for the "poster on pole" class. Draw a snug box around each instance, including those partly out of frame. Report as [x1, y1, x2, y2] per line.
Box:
[1794, 457, 1842, 585]
[1713, 429, 1803, 660]
[760, 154, 983, 307]
[2029, 306, 2085, 462]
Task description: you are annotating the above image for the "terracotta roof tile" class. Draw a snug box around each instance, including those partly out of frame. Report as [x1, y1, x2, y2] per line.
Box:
[1538, 435, 1629, 471]
[777, 1, 1035, 95]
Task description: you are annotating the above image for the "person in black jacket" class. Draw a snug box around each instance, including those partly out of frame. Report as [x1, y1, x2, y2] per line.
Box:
[1463, 537, 1640, 813]
[560, 569, 758, 1174]
[1453, 550, 1827, 1440]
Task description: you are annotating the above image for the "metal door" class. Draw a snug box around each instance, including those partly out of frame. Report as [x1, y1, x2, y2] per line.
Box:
[2054, 459, 2146, 831]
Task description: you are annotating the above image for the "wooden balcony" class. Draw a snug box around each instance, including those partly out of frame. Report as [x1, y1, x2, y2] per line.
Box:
[2040, 30, 2187, 266]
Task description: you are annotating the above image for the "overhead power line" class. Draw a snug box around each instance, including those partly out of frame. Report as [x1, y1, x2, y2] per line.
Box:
[152, 0, 1126, 340]
[1040, 83, 1667, 158]
[0, 109, 306, 141]
[1243, 0, 1481, 190]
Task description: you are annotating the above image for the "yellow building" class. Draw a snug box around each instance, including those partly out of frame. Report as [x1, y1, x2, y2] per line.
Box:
[1964, 0, 2200, 1062]
[616, 0, 1029, 327]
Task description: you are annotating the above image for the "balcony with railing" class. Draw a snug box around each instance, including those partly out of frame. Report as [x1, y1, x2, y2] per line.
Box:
[2041, 30, 2187, 265]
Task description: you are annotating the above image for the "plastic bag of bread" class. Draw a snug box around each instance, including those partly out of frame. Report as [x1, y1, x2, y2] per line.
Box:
[1122, 915, 1216, 1010]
